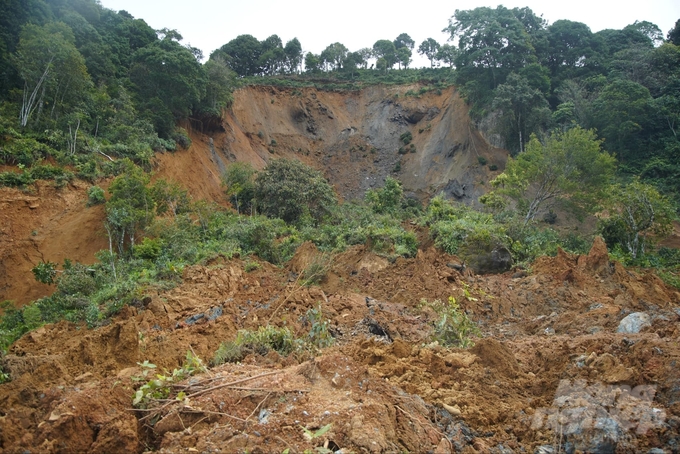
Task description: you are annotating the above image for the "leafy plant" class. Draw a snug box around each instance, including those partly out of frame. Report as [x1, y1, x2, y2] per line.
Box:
[303, 305, 334, 349]
[213, 326, 298, 365]
[427, 296, 480, 348]
[132, 351, 206, 408]
[87, 186, 106, 206]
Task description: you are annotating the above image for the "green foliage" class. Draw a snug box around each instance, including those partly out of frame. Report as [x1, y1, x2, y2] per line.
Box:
[105, 164, 154, 254]
[254, 159, 337, 225]
[486, 127, 616, 224]
[599, 179, 675, 259]
[303, 305, 334, 349]
[365, 177, 403, 215]
[32, 261, 57, 284]
[212, 326, 297, 365]
[423, 195, 510, 256]
[222, 162, 256, 215]
[132, 351, 207, 408]
[426, 296, 480, 348]
[399, 131, 413, 145]
[87, 185, 105, 206]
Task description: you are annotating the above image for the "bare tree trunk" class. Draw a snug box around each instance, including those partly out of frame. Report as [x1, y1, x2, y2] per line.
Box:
[19, 58, 52, 127]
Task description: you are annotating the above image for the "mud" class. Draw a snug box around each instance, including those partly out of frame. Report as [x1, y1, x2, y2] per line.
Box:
[1, 238, 679, 453]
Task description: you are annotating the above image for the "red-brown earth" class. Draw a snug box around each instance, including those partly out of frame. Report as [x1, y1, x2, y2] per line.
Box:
[0, 84, 679, 453]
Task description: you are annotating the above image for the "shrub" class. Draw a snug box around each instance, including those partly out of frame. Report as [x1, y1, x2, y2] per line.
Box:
[477, 156, 487, 165]
[87, 186, 106, 206]
[427, 296, 480, 348]
[213, 326, 297, 365]
[400, 131, 413, 145]
[254, 159, 337, 225]
[302, 305, 334, 349]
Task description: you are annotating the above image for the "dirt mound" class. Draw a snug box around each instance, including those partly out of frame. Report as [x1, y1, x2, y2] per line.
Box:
[0, 181, 108, 305]
[2, 239, 679, 452]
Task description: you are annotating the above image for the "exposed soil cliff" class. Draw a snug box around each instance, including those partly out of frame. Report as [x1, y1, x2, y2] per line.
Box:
[210, 84, 506, 202]
[1, 84, 506, 305]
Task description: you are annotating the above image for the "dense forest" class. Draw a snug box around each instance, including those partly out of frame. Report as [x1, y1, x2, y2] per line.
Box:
[1, 0, 679, 360]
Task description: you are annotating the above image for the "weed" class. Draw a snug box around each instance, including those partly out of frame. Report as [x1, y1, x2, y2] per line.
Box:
[212, 326, 297, 365]
[426, 296, 480, 348]
[132, 351, 206, 408]
[244, 260, 261, 272]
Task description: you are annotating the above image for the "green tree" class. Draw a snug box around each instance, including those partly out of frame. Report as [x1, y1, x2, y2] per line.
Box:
[485, 127, 616, 224]
[492, 72, 550, 154]
[417, 38, 440, 68]
[372, 39, 397, 71]
[129, 32, 206, 136]
[222, 162, 256, 215]
[304, 52, 322, 73]
[321, 42, 348, 71]
[253, 159, 336, 225]
[600, 179, 674, 258]
[590, 79, 653, 161]
[668, 19, 680, 45]
[396, 47, 411, 69]
[217, 34, 262, 76]
[13, 22, 92, 128]
[284, 38, 302, 73]
[436, 44, 458, 68]
[105, 163, 155, 255]
[393, 33, 415, 50]
[198, 54, 236, 120]
[444, 6, 539, 88]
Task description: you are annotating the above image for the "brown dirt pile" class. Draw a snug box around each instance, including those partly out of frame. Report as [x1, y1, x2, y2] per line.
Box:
[1, 239, 679, 453]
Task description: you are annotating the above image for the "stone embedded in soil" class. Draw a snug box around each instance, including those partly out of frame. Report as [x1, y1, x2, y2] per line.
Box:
[617, 312, 652, 333]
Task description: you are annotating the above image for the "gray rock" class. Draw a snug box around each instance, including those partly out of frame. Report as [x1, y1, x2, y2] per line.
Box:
[617, 312, 651, 333]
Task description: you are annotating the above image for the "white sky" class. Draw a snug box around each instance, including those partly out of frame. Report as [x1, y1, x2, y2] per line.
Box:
[99, 0, 680, 68]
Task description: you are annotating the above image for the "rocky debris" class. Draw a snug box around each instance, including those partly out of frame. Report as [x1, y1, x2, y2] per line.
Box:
[467, 245, 514, 275]
[1, 240, 679, 453]
[617, 312, 652, 333]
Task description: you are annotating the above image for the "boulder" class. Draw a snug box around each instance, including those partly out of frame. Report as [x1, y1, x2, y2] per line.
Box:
[617, 312, 651, 333]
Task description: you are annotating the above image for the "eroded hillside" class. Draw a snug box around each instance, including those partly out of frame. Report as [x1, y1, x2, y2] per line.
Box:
[204, 84, 506, 202]
[0, 84, 505, 305]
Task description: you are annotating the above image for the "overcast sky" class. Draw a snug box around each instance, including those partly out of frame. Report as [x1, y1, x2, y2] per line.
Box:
[99, 0, 680, 67]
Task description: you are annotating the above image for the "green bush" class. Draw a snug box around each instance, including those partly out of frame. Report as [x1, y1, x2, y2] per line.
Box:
[400, 131, 413, 145]
[213, 326, 298, 365]
[427, 296, 480, 348]
[254, 159, 337, 225]
[0, 170, 34, 188]
[87, 186, 106, 206]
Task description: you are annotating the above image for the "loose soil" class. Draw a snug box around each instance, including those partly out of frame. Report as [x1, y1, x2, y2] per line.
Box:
[1, 85, 679, 452]
[1, 238, 679, 453]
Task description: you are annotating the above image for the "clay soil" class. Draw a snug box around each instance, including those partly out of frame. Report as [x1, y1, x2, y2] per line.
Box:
[1, 237, 679, 453]
[1, 85, 679, 452]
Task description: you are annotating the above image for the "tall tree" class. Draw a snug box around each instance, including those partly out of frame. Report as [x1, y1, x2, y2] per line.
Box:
[284, 38, 302, 73]
[372, 39, 397, 71]
[217, 34, 262, 76]
[393, 33, 415, 50]
[492, 72, 550, 154]
[13, 22, 91, 128]
[418, 38, 440, 67]
[129, 33, 206, 136]
[485, 127, 616, 224]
